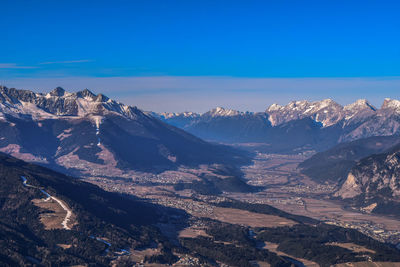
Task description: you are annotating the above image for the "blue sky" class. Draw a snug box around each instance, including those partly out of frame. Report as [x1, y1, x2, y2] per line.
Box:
[1, 0, 400, 112]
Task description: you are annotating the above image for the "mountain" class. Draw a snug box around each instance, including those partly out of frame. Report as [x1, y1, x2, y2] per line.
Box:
[266, 99, 344, 127]
[335, 143, 400, 216]
[183, 109, 273, 143]
[339, 99, 400, 143]
[0, 87, 249, 178]
[157, 99, 400, 153]
[299, 135, 400, 183]
[0, 153, 186, 266]
[157, 108, 274, 143]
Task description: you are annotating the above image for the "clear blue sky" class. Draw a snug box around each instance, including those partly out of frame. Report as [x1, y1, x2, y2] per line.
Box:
[2, 0, 400, 112]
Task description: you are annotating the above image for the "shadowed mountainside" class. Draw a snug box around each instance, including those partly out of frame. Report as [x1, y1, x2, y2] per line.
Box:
[299, 135, 400, 183]
[0, 153, 187, 266]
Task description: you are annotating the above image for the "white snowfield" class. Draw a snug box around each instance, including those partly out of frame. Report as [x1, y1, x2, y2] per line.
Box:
[21, 176, 73, 230]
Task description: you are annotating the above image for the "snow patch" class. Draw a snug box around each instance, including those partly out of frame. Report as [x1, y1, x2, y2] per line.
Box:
[382, 98, 400, 112]
[91, 116, 103, 146]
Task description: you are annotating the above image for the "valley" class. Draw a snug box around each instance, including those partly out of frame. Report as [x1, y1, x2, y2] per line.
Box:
[85, 149, 400, 248]
[230, 153, 400, 245]
[1, 86, 400, 266]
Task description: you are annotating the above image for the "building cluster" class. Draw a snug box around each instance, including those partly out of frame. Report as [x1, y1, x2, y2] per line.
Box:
[325, 220, 400, 246]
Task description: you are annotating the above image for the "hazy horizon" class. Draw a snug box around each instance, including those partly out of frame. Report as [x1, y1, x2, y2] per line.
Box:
[2, 76, 400, 113]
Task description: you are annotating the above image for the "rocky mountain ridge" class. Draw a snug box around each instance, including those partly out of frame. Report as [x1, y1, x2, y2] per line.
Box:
[0, 86, 143, 120]
[158, 98, 383, 128]
[157, 98, 400, 152]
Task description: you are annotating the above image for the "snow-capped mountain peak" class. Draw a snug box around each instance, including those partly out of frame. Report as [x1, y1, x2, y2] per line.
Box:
[266, 99, 342, 127]
[76, 88, 96, 99]
[205, 107, 242, 117]
[266, 103, 282, 112]
[344, 99, 376, 112]
[159, 111, 200, 119]
[49, 87, 66, 97]
[381, 98, 400, 112]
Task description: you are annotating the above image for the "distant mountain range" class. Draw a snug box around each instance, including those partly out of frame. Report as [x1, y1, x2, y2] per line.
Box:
[156, 98, 400, 152]
[0, 87, 248, 178]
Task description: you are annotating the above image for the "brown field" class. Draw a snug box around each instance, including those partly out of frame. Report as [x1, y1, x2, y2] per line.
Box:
[33, 198, 67, 230]
[263, 242, 320, 267]
[178, 226, 211, 238]
[327, 242, 375, 254]
[255, 262, 271, 267]
[292, 198, 400, 231]
[32, 198, 76, 230]
[210, 207, 297, 227]
[234, 153, 400, 234]
[130, 248, 160, 263]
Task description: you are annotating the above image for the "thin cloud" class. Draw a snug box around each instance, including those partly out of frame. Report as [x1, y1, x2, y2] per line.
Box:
[4, 76, 400, 113]
[0, 63, 37, 69]
[39, 60, 93, 65]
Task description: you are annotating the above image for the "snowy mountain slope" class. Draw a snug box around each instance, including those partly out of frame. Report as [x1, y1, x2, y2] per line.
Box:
[266, 99, 344, 127]
[0, 87, 249, 177]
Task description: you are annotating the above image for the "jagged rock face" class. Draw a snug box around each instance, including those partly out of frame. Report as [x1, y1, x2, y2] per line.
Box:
[335, 172, 363, 199]
[2, 87, 79, 116]
[0, 86, 142, 119]
[336, 145, 400, 202]
[202, 107, 244, 118]
[338, 99, 400, 143]
[342, 99, 377, 124]
[266, 98, 381, 132]
[266, 99, 345, 127]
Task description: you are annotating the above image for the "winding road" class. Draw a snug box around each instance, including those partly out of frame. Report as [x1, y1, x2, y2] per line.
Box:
[21, 176, 73, 230]
[20, 176, 130, 256]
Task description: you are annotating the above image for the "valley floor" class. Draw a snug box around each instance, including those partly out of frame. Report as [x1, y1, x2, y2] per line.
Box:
[234, 153, 400, 245]
[83, 151, 400, 266]
[86, 152, 400, 246]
